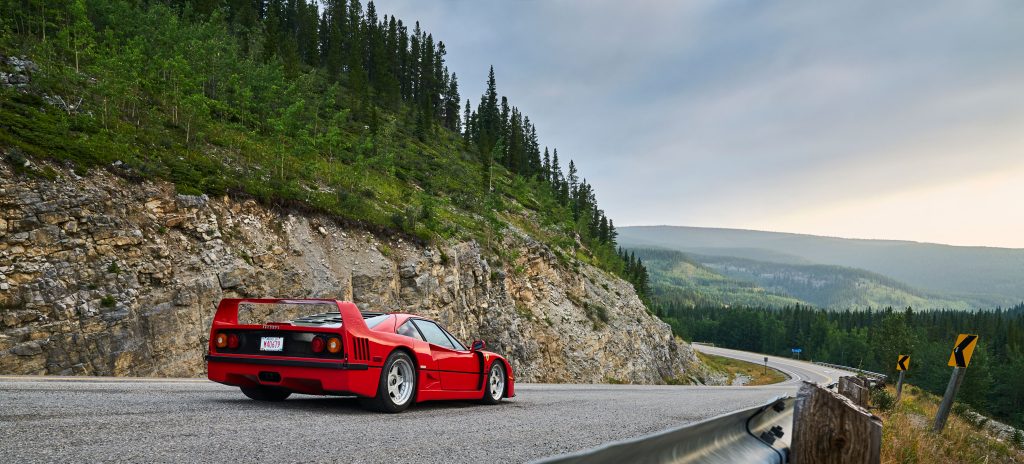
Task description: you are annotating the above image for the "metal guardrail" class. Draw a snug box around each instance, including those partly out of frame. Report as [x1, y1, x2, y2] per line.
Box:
[813, 362, 887, 382]
[532, 396, 795, 464]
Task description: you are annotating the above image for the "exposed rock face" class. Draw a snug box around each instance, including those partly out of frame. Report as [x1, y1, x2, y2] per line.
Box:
[0, 55, 37, 89]
[0, 162, 717, 384]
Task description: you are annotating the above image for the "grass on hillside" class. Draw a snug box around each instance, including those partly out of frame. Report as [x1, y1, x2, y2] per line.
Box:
[696, 352, 788, 386]
[0, 0, 636, 282]
[878, 384, 1024, 463]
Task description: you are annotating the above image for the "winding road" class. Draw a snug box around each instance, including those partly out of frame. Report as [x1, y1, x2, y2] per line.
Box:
[692, 343, 854, 386]
[0, 347, 851, 463]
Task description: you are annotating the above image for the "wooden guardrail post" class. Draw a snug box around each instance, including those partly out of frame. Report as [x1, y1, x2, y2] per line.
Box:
[838, 376, 870, 408]
[792, 381, 882, 464]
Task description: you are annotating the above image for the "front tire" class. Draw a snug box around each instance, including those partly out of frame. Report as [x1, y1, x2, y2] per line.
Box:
[481, 361, 505, 404]
[240, 386, 291, 402]
[362, 350, 417, 413]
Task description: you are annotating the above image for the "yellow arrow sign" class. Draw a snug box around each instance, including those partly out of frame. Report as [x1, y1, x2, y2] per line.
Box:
[896, 355, 910, 371]
[947, 334, 979, 368]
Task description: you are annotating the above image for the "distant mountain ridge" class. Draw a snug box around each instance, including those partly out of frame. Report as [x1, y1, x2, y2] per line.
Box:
[620, 226, 1024, 309]
[632, 248, 973, 310]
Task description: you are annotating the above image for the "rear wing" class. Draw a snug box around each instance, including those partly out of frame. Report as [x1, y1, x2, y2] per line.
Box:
[212, 298, 369, 331]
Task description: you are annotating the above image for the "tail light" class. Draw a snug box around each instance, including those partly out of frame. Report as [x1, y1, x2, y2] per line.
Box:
[310, 336, 325, 353]
[327, 337, 342, 354]
[227, 333, 239, 349]
[215, 333, 228, 348]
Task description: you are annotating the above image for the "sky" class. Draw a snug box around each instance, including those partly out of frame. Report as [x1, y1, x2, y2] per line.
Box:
[375, 0, 1024, 248]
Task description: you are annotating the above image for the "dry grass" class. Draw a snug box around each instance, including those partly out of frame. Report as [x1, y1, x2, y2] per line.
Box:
[880, 385, 1023, 463]
[696, 352, 787, 386]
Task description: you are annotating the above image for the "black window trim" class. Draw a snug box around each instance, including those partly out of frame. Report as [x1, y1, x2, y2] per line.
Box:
[410, 318, 466, 351]
[397, 319, 426, 342]
[442, 328, 467, 351]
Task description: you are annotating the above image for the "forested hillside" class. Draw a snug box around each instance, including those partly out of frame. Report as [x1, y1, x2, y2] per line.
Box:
[665, 303, 1024, 428]
[631, 248, 973, 310]
[0, 0, 647, 291]
[633, 248, 804, 310]
[619, 225, 1024, 308]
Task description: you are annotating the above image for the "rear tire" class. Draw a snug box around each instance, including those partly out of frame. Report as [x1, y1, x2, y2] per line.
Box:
[361, 350, 417, 413]
[240, 386, 291, 402]
[481, 361, 505, 405]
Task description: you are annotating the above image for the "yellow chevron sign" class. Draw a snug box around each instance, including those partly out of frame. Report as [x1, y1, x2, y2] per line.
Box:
[896, 355, 910, 371]
[947, 334, 979, 368]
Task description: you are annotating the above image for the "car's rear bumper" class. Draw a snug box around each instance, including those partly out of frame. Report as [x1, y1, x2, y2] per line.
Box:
[206, 354, 380, 397]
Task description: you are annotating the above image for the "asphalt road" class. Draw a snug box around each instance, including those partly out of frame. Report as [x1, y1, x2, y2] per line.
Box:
[0, 349, 850, 463]
[692, 344, 856, 386]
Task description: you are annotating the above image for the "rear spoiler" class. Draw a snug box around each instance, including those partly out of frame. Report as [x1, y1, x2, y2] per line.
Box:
[212, 298, 368, 330]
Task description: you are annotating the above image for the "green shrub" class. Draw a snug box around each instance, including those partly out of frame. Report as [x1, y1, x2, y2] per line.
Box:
[872, 388, 896, 412]
[584, 302, 610, 327]
[5, 148, 32, 176]
[514, 303, 534, 321]
[100, 295, 116, 308]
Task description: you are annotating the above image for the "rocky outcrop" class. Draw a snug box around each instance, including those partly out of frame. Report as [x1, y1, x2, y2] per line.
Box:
[0, 55, 37, 89]
[0, 161, 718, 384]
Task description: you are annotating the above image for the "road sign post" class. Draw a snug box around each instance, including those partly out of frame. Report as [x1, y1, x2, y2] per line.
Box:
[933, 334, 978, 432]
[895, 355, 910, 403]
[933, 367, 966, 432]
[763, 356, 768, 376]
[895, 371, 906, 403]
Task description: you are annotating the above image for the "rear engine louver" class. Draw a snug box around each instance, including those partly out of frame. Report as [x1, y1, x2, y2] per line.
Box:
[352, 337, 370, 361]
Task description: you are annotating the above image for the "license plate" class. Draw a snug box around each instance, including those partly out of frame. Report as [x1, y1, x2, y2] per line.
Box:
[260, 337, 284, 352]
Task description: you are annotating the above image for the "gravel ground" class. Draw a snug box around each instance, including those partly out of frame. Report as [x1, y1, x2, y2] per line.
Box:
[0, 378, 795, 463]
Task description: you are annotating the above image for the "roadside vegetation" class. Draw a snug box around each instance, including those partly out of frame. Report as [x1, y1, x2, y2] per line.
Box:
[878, 384, 1023, 463]
[0, 0, 651, 297]
[696, 352, 787, 386]
[657, 303, 1024, 429]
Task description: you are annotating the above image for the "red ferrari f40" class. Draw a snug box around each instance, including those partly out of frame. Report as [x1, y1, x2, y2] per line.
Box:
[206, 298, 515, 412]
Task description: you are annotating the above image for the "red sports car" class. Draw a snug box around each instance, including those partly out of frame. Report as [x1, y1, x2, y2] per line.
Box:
[205, 298, 515, 412]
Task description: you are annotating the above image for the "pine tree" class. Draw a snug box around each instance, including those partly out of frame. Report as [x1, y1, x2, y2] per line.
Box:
[463, 99, 473, 139]
[551, 149, 561, 188]
[567, 160, 579, 216]
[599, 213, 609, 243]
[444, 71, 460, 131]
[542, 148, 551, 183]
[477, 66, 500, 155]
[526, 121, 541, 177]
[322, 0, 346, 77]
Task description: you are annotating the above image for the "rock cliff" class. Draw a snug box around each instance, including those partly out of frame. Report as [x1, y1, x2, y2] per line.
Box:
[0, 161, 717, 384]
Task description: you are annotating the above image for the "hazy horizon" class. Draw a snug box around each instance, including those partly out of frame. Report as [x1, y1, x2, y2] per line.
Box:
[618, 224, 1024, 250]
[376, 1, 1024, 248]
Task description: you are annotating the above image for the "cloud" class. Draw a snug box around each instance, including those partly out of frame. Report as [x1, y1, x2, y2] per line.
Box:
[375, 0, 1024, 247]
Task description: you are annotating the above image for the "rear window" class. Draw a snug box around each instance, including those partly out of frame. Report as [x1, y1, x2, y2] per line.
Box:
[365, 314, 390, 328]
[231, 301, 390, 328]
[239, 302, 339, 325]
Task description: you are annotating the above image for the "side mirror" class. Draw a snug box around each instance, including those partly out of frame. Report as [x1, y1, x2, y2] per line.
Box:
[471, 339, 486, 351]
